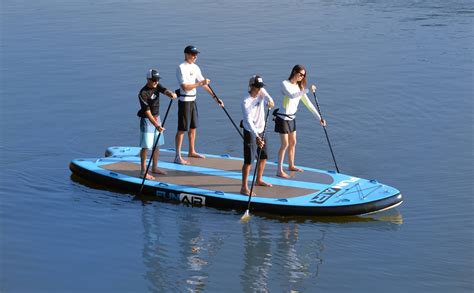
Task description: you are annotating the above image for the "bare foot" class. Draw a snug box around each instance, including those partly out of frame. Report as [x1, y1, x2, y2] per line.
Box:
[174, 157, 189, 165]
[141, 173, 155, 180]
[289, 166, 304, 172]
[188, 152, 205, 159]
[151, 168, 168, 175]
[240, 188, 256, 196]
[256, 180, 273, 187]
[276, 171, 290, 178]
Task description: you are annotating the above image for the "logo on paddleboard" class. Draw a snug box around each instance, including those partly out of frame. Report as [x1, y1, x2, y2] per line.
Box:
[310, 187, 342, 204]
[310, 177, 359, 204]
[179, 193, 205, 205]
[155, 190, 206, 205]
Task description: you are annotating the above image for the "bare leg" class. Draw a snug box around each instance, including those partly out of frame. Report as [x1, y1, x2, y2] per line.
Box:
[151, 148, 167, 175]
[277, 133, 290, 178]
[256, 159, 272, 187]
[288, 131, 303, 172]
[175, 130, 189, 164]
[240, 164, 254, 195]
[188, 128, 205, 158]
[140, 148, 155, 179]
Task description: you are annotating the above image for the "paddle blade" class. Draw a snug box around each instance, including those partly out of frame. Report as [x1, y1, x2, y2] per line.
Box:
[240, 210, 251, 222]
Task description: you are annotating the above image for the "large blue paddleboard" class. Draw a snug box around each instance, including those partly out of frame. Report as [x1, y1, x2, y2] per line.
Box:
[69, 146, 402, 216]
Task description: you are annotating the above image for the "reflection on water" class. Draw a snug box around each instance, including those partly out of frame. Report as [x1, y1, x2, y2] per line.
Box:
[139, 202, 402, 292]
[141, 206, 229, 292]
[72, 170, 403, 291]
[72, 171, 403, 291]
[258, 209, 404, 226]
[277, 224, 325, 290]
[240, 222, 326, 293]
[177, 212, 209, 292]
[240, 221, 273, 292]
[71, 171, 403, 292]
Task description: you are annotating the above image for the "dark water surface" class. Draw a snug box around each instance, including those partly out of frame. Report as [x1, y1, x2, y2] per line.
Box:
[1, 0, 473, 292]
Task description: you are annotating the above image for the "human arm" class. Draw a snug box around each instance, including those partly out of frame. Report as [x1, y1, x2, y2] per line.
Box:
[181, 79, 211, 92]
[145, 110, 164, 132]
[242, 99, 261, 138]
[202, 84, 224, 107]
[164, 89, 177, 99]
[301, 93, 326, 126]
[281, 80, 309, 99]
[242, 100, 265, 148]
[193, 65, 224, 107]
[259, 87, 274, 109]
[157, 84, 177, 99]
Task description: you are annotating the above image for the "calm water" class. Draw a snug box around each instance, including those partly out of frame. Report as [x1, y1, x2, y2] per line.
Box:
[1, 0, 473, 292]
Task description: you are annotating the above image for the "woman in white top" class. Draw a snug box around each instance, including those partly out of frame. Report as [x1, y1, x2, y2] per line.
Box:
[274, 65, 326, 178]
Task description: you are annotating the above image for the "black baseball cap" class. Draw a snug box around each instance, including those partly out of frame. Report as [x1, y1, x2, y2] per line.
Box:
[249, 75, 265, 88]
[146, 69, 161, 81]
[184, 45, 200, 54]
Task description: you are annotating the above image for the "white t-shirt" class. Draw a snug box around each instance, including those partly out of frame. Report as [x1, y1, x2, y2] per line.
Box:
[241, 88, 274, 137]
[278, 80, 321, 121]
[176, 62, 205, 102]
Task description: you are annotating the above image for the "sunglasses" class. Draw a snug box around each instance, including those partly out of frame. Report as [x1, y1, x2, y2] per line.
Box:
[297, 72, 306, 77]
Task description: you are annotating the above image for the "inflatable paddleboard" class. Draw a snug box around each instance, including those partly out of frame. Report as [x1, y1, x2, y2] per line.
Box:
[69, 146, 402, 216]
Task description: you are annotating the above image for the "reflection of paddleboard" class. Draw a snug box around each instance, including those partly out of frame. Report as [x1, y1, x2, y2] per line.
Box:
[69, 146, 402, 216]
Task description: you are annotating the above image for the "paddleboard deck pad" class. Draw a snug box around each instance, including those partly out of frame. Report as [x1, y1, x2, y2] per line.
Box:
[69, 146, 402, 216]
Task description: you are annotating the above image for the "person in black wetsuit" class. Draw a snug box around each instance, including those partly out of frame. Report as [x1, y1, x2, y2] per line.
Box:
[137, 69, 177, 179]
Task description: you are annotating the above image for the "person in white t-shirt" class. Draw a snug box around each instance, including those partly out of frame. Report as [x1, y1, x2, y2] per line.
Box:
[240, 75, 274, 196]
[175, 45, 224, 165]
[273, 65, 326, 178]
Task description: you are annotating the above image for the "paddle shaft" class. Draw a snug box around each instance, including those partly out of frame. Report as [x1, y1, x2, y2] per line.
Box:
[207, 85, 244, 140]
[311, 91, 340, 173]
[138, 98, 174, 194]
[245, 108, 271, 211]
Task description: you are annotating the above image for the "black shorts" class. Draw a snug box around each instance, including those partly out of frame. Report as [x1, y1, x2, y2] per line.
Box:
[274, 116, 296, 134]
[243, 129, 268, 165]
[177, 100, 199, 131]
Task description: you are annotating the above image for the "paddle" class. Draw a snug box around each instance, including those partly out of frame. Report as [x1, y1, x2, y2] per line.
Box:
[207, 85, 244, 140]
[138, 98, 174, 195]
[310, 85, 340, 173]
[241, 108, 271, 222]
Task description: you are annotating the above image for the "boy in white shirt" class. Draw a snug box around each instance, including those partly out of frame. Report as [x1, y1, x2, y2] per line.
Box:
[240, 75, 274, 196]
